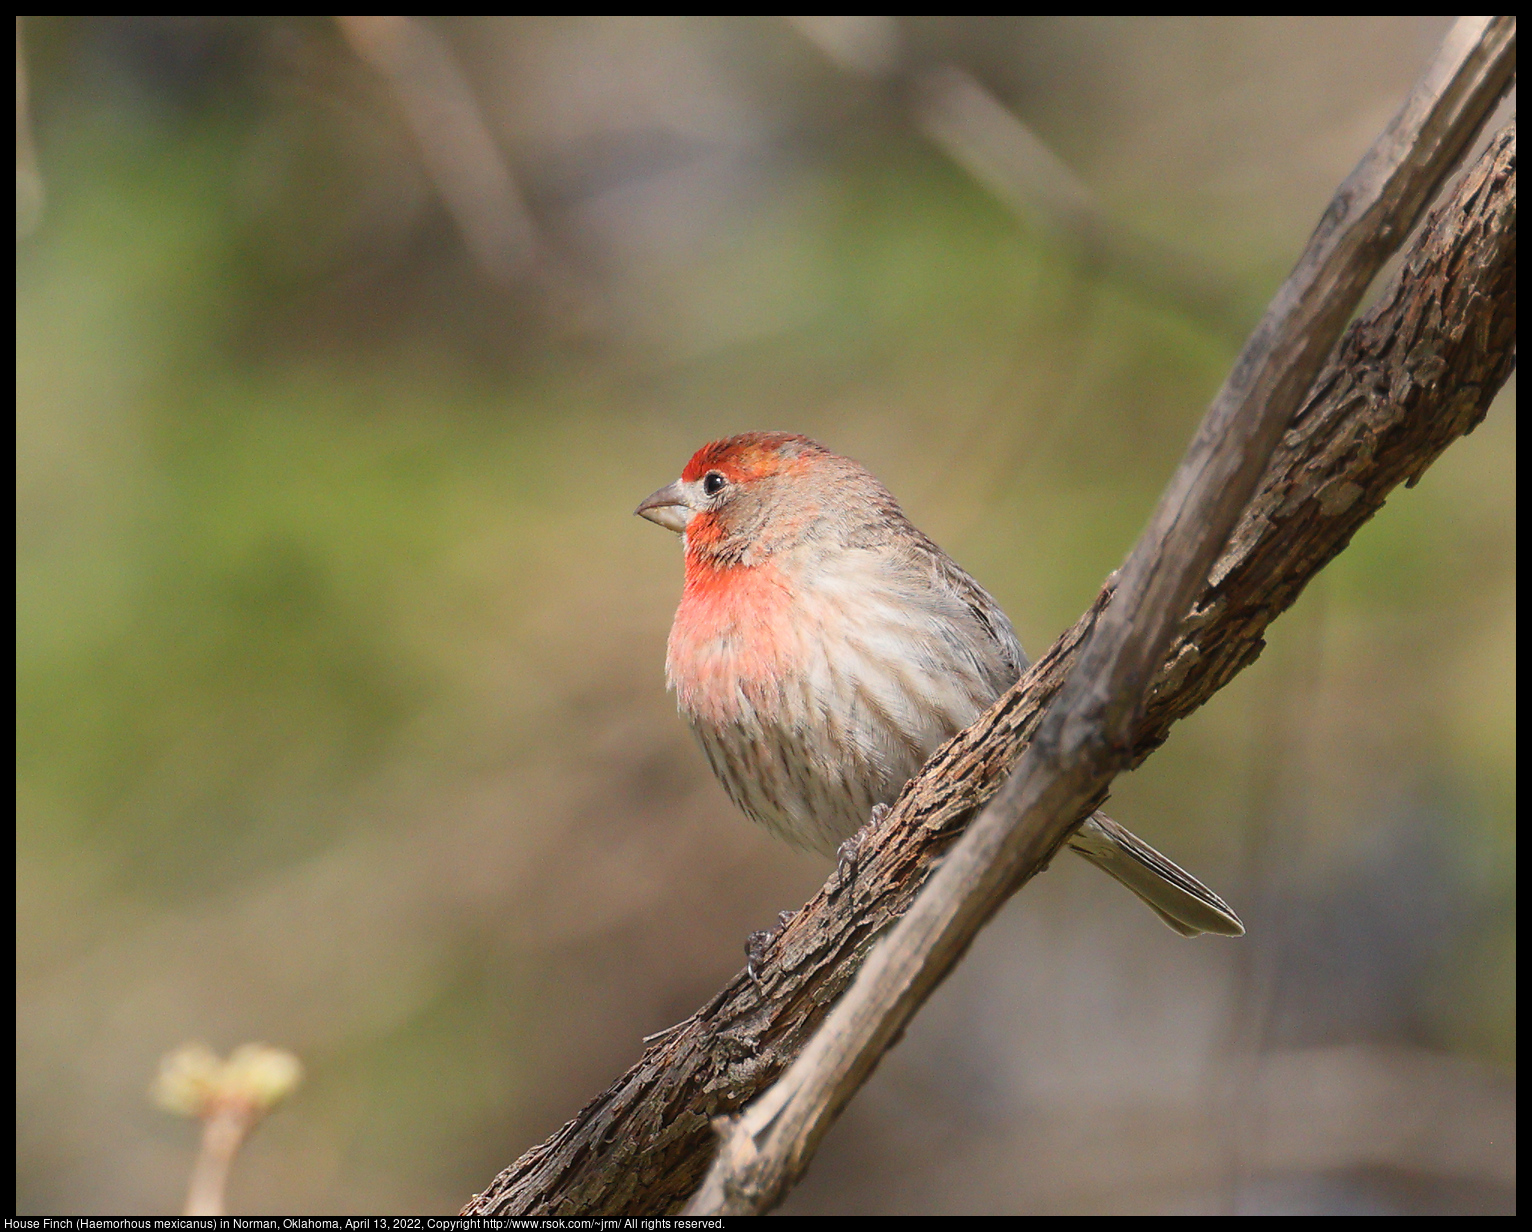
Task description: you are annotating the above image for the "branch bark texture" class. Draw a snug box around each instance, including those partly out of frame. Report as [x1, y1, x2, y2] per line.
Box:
[464, 112, 1515, 1226]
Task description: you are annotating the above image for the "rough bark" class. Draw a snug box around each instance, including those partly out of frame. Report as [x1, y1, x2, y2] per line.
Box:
[464, 123, 1515, 1219]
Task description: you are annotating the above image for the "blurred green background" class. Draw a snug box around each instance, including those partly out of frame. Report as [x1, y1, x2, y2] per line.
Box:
[16, 16, 1514, 1215]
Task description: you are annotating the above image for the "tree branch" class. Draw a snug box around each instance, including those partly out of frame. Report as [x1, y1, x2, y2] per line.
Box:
[464, 37, 1515, 1223]
[682, 15, 1515, 1214]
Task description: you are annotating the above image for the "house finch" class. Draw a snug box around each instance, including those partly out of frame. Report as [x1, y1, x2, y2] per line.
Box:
[637, 432, 1243, 938]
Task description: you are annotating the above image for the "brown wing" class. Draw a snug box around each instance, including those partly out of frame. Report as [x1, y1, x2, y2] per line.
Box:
[903, 523, 1028, 698]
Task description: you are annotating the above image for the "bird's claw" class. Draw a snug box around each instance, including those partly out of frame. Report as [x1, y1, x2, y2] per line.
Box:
[833, 838, 859, 888]
[745, 910, 796, 987]
[745, 931, 772, 986]
[835, 803, 890, 893]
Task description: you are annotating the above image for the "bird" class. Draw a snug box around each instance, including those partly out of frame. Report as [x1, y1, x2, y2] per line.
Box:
[636, 431, 1243, 939]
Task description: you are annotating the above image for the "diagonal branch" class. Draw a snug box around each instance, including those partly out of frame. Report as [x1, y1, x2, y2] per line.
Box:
[464, 29, 1515, 1221]
[682, 15, 1515, 1214]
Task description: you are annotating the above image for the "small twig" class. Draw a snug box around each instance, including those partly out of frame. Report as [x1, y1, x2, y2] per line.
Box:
[335, 15, 541, 286]
[183, 1104, 252, 1218]
[784, 16, 902, 78]
[788, 16, 1248, 338]
[912, 63, 1248, 339]
[16, 16, 44, 238]
[683, 16, 1514, 1215]
[153, 1042, 303, 1217]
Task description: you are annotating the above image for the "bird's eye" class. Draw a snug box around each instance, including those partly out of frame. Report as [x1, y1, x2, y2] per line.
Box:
[703, 471, 727, 496]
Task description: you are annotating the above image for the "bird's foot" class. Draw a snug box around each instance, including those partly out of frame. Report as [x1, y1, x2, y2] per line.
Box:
[745, 910, 796, 986]
[835, 803, 891, 893]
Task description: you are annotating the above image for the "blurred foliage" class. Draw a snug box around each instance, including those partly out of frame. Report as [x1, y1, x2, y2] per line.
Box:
[17, 16, 1513, 1215]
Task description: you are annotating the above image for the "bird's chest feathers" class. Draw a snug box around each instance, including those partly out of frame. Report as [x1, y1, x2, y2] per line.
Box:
[667, 555, 816, 725]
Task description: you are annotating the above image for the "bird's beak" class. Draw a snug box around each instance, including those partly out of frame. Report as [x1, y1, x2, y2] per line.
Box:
[635, 480, 695, 534]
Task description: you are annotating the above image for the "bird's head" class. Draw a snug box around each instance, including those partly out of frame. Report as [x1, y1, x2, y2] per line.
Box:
[636, 432, 860, 566]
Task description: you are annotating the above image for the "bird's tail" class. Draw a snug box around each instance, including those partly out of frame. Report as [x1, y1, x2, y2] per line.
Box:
[1066, 812, 1245, 938]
